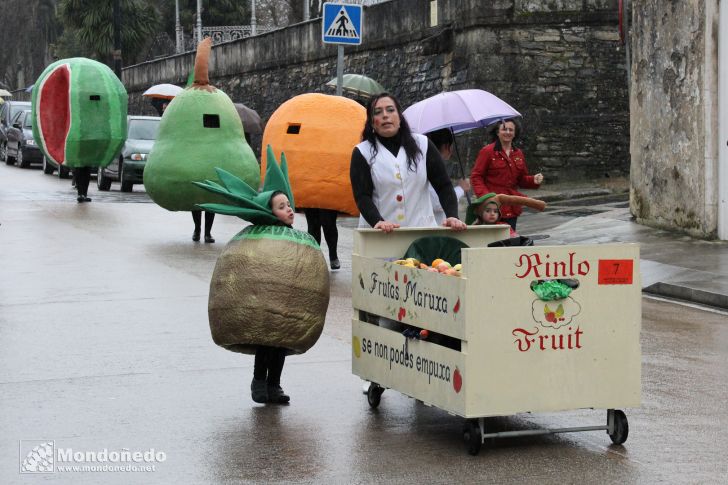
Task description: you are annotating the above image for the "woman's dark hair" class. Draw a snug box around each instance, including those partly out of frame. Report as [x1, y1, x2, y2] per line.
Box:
[488, 118, 521, 151]
[268, 190, 285, 209]
[362, 92, 422, 171]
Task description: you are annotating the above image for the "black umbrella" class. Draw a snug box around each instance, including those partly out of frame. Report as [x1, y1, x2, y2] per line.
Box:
[234, 103, 263, 135]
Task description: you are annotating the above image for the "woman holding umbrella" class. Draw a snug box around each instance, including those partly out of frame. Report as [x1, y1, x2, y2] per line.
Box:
[470, 118, 544, 230]
[350, 93, 466, 232]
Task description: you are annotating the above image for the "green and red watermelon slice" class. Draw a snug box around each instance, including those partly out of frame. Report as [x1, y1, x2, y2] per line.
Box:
[31, 58, 127, 169]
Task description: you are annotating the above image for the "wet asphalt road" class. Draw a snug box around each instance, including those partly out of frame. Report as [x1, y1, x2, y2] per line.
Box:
[1, 163, 727, 484]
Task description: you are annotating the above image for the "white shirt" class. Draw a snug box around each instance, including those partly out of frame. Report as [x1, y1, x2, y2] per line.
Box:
[430, 184, 464, 225]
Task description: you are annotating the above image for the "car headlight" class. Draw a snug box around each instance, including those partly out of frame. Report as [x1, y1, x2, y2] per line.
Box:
[129, 153, 147, 161]
[25, 139, 35, 146]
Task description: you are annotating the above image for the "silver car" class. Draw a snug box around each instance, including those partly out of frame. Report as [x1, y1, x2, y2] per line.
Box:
[98, 115, 161, 192]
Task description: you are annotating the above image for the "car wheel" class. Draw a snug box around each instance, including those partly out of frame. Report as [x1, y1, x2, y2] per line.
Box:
[4, 143, 14, 165]
[42, 156, 54, 174]
[120, 161, 133, 192]
[58, 164, 71, 179]
[97, 166, 112, 191]
[17, 149, 28, 168]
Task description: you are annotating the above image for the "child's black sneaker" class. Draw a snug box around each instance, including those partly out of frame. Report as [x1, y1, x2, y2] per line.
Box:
[250, 378, 268, 403]
[267, 385, 290, 404]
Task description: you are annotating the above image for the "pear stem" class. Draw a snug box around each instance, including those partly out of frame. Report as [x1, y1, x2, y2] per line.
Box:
[192, 38, 215, 92]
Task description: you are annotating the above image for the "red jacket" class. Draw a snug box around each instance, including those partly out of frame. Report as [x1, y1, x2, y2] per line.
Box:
[470, 142, 540, 219]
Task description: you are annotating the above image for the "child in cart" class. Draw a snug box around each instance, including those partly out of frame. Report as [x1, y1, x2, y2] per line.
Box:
[466, 193, 546, 236]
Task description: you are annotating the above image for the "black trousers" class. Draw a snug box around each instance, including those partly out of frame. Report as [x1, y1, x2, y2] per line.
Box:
[191, 210, 215, 235]
[74, 167, 91, 197]
[253, 346, 286, 386]
[305, 208, 338, 261]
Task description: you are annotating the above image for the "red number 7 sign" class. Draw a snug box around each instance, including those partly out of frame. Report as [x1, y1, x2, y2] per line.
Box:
[598, 259, 634, 284]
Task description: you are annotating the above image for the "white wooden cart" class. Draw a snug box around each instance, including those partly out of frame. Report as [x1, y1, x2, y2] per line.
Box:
[351, 226, 641, 455]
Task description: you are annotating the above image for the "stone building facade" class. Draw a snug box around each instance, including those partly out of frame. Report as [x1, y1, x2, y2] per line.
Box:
[123, 0, 629, 182]
[630, 0, 727, 239]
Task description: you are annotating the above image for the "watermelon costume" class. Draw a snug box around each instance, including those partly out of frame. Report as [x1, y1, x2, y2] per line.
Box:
[31, 58, 127, 169]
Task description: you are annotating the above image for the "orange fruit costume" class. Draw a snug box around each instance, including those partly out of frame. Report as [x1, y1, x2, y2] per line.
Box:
[261, 93, 365, 216]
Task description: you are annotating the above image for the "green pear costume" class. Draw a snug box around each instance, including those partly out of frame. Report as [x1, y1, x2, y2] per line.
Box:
[144, 38, 259, 211]
[194, 147, 330, 354]
[31, 57, 127, 169]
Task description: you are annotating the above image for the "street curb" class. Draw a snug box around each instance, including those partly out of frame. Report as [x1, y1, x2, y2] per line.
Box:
[643, 282, 728, 311]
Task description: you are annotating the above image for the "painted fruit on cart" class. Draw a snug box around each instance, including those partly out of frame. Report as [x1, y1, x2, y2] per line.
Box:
[144, 38, 259, 211]
[31, 57, 127, 169]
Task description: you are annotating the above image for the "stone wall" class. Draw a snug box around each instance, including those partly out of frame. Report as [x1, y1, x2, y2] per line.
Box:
[630, 0, 719, 238]
[124, 0, 627, 181]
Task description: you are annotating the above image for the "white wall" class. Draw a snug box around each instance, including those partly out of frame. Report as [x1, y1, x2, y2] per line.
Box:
[719, 0, 728, 239]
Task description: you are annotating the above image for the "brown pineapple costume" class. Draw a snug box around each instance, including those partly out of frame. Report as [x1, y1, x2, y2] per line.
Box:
[194, 147, 330, 404]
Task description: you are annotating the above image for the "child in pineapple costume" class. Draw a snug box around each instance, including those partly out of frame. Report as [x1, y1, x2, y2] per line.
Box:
[194, 147, 330, 405]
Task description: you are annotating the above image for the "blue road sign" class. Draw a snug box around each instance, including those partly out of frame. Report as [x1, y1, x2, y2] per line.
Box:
[322, 3, 363, 45]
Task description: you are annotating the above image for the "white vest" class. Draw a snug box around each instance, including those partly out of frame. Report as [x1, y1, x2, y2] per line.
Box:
[356, 134, 436, 228]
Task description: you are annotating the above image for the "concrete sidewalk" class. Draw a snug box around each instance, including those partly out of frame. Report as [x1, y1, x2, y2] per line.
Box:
[516, 181, 728, 311]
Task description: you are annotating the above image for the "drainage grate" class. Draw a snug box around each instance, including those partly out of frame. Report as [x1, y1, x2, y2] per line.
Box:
[552, 208, 607, 217]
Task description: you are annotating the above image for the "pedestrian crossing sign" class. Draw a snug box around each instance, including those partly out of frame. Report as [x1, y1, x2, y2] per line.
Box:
[322, 3, 363, 45]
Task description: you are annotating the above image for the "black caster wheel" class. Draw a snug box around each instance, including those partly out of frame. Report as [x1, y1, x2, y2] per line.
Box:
[608, 409, 629, 445]
[463, 419, 482, 456]
[366, 383, 384, 408]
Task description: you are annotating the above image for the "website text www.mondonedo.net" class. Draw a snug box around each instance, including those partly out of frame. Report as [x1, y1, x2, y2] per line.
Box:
[56, 464, 156, 473]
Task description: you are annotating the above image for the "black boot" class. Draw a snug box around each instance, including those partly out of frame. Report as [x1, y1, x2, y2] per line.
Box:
[251, 378, 268, 403]
[204, 212, 215, 243]
[267, 384, 290, 404]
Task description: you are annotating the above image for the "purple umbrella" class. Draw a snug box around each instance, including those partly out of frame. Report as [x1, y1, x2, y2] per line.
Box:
[403, 89, 521, 204]
[402, 89, 520, 135]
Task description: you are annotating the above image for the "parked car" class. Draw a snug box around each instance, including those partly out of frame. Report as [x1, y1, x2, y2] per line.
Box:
[98, 115, 161, 192]
[5, 109, 43, 168]
[0, 100, 31, 164]
[42, 151, 73, 179]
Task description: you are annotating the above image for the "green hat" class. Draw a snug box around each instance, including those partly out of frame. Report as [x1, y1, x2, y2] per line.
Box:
[193, 145, 295, 225]
[465, 192, 499, 225]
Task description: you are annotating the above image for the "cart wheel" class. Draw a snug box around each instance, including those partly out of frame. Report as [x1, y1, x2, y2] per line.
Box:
[366, 383, 384, 408]
[609, 410, 629, 445]
[463, 419, 482, 456]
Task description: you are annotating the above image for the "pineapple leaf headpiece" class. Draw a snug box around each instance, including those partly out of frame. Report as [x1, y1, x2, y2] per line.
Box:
[194, 145, 295, 225]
